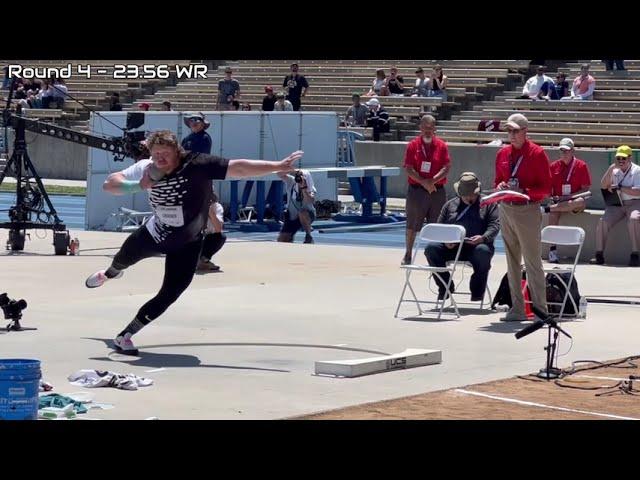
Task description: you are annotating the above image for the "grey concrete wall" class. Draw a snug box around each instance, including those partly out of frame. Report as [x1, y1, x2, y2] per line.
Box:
[18, 133, 88, 180]
[355, 140, 619, 210]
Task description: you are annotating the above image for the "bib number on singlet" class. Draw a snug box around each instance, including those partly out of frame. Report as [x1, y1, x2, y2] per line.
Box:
[155, 206, 185, 227]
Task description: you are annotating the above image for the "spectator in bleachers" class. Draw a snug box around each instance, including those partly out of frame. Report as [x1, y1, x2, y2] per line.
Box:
[273, 92, 294, 111]
[231, 100, 241, 110]
[367, 69, 389, 97]
[387, 66, 405, 96]
[2, 66, 9, 89]
[563, 64, 596, 100]
[345, 93, 368, 127]
[543, 138, 592, 263]
[109, 92, 123, 111]
[138, 102, 151, 111]
[603, 60, 625, 71]
[241, 103, 251, 111]
[592, 145, 640, 267]
[161, 101, 172, 111]
[401, 114, 451, 265]
[519, 66, 555, 100]
[14, 84, 27, 100]
[365, 98, 390, 142]
[538, 72, 567, 100]
[49, 77, 67, 109]
[181, 112, 212, 154]
[428, 65, 448, 101]
[40, 79, 55, 109]
[412, 67, 430, 97]
[283, 63, 309, 111]
[262, 85, 277, 111]
[217, 66, 241, 111]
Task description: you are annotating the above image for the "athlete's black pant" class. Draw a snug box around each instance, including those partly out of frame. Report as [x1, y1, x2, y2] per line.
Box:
[109, 227, 202, 323]
[201, 232, 226, 261]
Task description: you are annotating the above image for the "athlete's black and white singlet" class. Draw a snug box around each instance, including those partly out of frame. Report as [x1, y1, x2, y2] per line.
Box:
[121, 152, 229, 249]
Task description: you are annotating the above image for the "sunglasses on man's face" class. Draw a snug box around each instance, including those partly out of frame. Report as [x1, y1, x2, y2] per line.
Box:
[616, 157, 628, 161]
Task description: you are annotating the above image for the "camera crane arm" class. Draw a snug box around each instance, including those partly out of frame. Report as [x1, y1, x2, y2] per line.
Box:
[1, 109, 146, 162]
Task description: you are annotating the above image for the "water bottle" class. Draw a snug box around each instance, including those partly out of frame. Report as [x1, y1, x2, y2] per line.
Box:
[579, 296, 587, 319]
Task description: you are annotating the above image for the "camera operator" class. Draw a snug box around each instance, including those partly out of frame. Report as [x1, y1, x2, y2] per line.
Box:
[277, 169, 316, 244]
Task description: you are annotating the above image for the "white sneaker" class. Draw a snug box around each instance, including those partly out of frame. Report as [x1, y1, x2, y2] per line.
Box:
[548, 250, 559, 263]
[85, 269, 123, 288]
[114, 333, 138, 354]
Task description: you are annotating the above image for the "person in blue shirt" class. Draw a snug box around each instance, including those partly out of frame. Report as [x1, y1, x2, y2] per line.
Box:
[181, 113, 212, 154]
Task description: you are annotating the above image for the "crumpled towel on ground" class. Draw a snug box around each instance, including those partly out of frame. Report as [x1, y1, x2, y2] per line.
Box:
[68, 370, 153, 391]
[39, 393, 88, 414]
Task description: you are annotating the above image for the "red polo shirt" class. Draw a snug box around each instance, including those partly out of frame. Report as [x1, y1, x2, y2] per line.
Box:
[549, 156, 592, 197]
[403, 135, 451, 186]
[494, 139, 552, 202]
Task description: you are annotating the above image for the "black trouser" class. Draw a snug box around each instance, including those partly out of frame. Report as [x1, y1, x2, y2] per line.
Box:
[425, 242, 494, 298]
[201, 232, 226, 261]
[605, 60, 625, 71]
[288, 96, 301, 111]
[110, 227, 202, 322]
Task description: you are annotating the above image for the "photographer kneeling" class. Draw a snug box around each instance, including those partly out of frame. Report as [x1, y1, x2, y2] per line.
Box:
[277, 169, 316, 244]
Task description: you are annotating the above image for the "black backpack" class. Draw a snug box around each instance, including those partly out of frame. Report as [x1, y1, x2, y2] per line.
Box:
[491, 270, 581, 314]
[546, 271, 581, 314]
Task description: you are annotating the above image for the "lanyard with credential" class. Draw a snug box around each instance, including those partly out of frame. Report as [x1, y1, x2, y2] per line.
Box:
[565, 157, 576, 183]
[618, 166, 632, 186]
[456, 204, 472, 222]
[421, 143, 432, 162]
[510, 155, 524, 178]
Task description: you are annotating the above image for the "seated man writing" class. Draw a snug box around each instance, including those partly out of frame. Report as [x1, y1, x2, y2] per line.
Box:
[425, 172, 500, 301]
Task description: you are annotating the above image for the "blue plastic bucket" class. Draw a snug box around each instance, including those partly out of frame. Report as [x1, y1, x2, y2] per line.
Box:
[0, 359, 41, 420]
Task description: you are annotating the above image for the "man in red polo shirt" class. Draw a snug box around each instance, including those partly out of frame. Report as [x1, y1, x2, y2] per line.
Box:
[494, 113, 552, 321]
[544, 137, 592, 262]
[402, 115, 451, 264]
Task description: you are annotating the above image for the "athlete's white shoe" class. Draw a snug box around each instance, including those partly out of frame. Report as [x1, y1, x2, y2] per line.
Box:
[85, 270, 123, 288]
[114, 333, 138, 355]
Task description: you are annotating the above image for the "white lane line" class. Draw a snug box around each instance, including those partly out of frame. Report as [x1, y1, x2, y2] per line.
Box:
[454, 389, 640, 420]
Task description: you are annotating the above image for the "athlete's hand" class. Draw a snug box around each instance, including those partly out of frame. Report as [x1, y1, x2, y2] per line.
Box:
[277, 150, 304, 173]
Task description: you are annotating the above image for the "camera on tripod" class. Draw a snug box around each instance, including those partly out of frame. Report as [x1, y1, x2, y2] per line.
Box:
[0, 292, 27, 331]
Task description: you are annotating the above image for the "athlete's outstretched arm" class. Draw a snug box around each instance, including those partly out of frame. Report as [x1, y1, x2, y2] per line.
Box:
[227, 150, 303, 178]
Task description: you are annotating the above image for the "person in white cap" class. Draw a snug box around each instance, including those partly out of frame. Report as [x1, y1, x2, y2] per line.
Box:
[543, 137, 592, 262]
[181, 112, 212, 154]
[592, 145, 640, 266]
[365, 98, 390, 141]
[494, 113, 552, 321]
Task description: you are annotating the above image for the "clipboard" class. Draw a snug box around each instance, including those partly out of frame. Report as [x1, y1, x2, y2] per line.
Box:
[601, 188, 623, 207]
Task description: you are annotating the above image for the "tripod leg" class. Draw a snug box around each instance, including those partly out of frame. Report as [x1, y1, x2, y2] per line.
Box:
[21, 150, 63, 224]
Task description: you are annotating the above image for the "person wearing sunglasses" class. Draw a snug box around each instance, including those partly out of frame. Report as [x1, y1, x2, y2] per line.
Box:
[592, 145, 640, 266]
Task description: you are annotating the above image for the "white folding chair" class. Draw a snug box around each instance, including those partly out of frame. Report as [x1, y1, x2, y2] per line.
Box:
[540, 226, 585, 320]
[395, 223, 466, 320]
[445, 261, 493, 310]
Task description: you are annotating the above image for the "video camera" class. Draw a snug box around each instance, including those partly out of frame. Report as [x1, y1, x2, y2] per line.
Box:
[0, 293, 27, 320]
